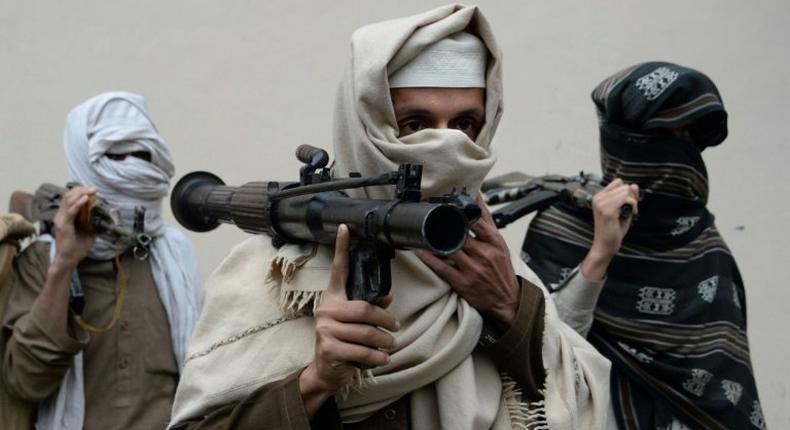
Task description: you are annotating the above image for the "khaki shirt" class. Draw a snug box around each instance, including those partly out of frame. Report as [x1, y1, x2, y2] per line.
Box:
[2, 241, 179, 430]
[0, 242, 34, 429]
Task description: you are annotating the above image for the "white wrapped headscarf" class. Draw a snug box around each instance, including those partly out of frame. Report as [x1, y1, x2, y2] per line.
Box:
[171, 5, 610, 429]
[36, 92, 202, 430]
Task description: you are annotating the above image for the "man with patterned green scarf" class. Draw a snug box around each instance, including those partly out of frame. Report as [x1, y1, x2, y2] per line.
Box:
[523, 61, 765, 430]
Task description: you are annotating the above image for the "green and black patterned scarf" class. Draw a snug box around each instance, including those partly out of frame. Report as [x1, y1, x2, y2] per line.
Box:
[523, 62, 765, 430]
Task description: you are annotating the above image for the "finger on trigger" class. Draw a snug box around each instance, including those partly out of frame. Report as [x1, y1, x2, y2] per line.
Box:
[328, 224, 350, 297]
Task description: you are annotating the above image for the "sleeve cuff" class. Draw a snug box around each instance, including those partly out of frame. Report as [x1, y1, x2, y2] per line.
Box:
[479, 278, 546, 401]
[279, 370, 314, 428]
[256, 369, 343, 429]
[555, 266, 605, 313]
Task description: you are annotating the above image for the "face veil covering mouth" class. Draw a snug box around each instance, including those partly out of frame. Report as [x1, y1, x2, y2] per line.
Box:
[593, 61, 727, 248]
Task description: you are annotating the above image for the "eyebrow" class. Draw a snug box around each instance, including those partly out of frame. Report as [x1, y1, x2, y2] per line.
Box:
[455, 107, 485, 119]
[393, 106, 485, 119]
[393, 106, 432, 118]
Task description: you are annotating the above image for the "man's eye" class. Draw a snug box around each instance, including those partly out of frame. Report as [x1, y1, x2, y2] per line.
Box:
[454, 118, 480, 132]
[105, 151, 152, 162]
[400, 120, 425, 136]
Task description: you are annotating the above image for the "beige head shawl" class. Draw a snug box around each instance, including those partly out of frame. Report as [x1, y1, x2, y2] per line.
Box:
[275, 2, 501, 323]
[332, 4, 499, 200]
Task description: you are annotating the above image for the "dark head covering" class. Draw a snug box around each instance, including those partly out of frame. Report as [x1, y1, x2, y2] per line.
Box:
[592, 61, 728, 148]
[522, 62, 764, 430]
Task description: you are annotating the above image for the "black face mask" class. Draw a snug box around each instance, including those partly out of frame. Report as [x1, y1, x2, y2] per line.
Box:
[686, 111, 728, 150]
[599, 125, 713, 248]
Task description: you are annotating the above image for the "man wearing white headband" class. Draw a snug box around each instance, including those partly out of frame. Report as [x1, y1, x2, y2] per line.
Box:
[171, 5, 611, 429]
[2, 92, 202, 430]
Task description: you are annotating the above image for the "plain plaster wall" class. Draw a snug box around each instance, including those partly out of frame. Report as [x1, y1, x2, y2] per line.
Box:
[1, 1, 787, 427]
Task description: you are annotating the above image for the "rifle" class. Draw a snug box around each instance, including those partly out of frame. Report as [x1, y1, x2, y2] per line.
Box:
[171, 145, 479, 302]
[481, 172, 635, 229]
[12, 183, 152, 317]
[21, 183, 153, 257]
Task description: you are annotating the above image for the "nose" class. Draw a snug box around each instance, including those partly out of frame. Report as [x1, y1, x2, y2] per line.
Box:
[436, 120, 451, 130]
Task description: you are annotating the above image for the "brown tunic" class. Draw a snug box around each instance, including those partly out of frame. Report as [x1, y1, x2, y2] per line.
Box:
[2, 241, 179, 430]
[0, 242, 34, 429]
[172, 279, 546, 430]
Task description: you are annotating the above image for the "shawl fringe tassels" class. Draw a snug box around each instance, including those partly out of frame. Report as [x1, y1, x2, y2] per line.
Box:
[270, 249, 323, 315]
[279, 290, 323, 315]
[501, 373, 548, 430]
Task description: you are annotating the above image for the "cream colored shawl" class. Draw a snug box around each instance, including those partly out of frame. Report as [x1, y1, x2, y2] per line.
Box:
[170, 4, 611, 429]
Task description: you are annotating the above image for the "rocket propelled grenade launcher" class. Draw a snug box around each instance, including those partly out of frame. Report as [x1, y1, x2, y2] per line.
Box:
[171, 145, 480, 302]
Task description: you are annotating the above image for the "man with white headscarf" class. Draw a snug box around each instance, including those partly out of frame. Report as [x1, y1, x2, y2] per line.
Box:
[2, 92, 202, 430]
[169, 4, 611, 429]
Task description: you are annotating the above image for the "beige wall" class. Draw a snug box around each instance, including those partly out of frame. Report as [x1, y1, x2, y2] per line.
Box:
[1, 0, 787, 426]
